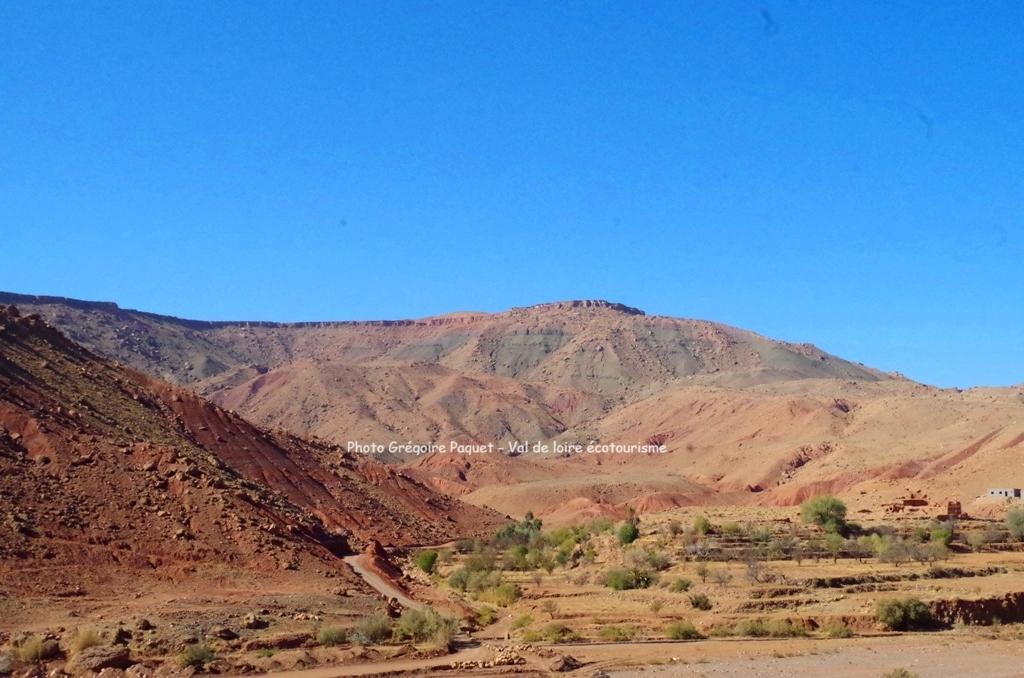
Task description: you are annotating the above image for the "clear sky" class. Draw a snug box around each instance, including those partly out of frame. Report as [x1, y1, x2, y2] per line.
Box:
[2, 2, 1022, 388]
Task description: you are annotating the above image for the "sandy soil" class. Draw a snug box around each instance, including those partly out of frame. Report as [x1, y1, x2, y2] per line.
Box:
[606, 635, 1024, 677]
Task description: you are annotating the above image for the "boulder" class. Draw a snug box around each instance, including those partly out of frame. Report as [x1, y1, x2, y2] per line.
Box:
[240, 614, 267, 630]
[206, 627, 237, 641]
[39, 641, 61, 661]
[67, 647, 132, 673]
[549, 655, 582, 672]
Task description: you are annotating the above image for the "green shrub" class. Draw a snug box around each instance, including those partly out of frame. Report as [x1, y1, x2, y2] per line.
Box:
[688, 593, 712, 610]
[502, 545, 530, 571]
[493, 512, 543, 547]
[394, 607, 459, 646]
[475, 606, 498, 625]
[448, 567, 469, 591]
[455, 538, 478, 553]
[450, 567, 503, 593]
[1007, 508, 1024, 541]
[352, 614, 393, 644]
[602, 567, 655, 590]
[599, 625, 639, 641]
[800, 495, 848, 533]
[669, 578, 693, 593]
[617, 521, 640, 545]
[511, 614, 533, 630]
[316, 626, 348, 646]
[179, 644, 215, 669]
[765, 619, 808, 637]
[415, 550, 439, 574]
[541, 622, 579, 642]
[666, 621, 703, 640]
[693, 515, 712, 535]
[930, 526, 953, 547]
[823, 621, 853, 638]
[463, 551, 496, 573]
[625, 547, 670, 571]
[733, 619, 806, 638]
[875, 598, 932, 631]
[733, 619, 768, 637]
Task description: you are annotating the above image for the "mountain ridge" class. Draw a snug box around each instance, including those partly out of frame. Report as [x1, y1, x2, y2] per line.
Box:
[3, 291, 1023, 525]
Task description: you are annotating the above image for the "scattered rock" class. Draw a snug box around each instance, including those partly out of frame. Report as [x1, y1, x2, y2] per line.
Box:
[240, 632, 312, 652]
[491, 646, 525, 666]
[240, 613, 268, 630]
[207, 627, 238, 641]
[135, 619, 155, 632]
[549, 655, 582, 672]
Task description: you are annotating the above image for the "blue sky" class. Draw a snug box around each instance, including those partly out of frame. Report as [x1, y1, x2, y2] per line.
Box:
[2, 1, 1022, 387]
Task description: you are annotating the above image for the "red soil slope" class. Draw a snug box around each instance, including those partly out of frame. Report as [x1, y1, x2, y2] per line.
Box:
[0, 307, 503, 597]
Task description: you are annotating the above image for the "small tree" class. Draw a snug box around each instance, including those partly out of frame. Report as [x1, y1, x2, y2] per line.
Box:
[415, 550, 439, 574]
[688, 593, 712, 610]
[710, 568, 732, 587]
[878, 538, 913, 566]
[825, 532, 845, 563]
[800, 495, 848, 534]
[693, 515, 712, 535]
[930, 522, 954, 546]
[966, 531, 987, 552]
[617, 520, 640, 546]
[695, 562, 709, 583]
[1006, 508, 1024, 541]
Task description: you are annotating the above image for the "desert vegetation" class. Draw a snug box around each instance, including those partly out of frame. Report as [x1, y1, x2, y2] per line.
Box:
[424, 496, 1024, 651]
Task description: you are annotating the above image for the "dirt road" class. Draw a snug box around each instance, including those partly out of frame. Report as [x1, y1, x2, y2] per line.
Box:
[342, 555, 420, 609]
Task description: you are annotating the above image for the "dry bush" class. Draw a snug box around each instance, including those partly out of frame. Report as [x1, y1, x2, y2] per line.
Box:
[69, 628, 102, 655]
[15, 636, 60, 663]
[316, 626, 348, 646]
[666, 621, 703, 640]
